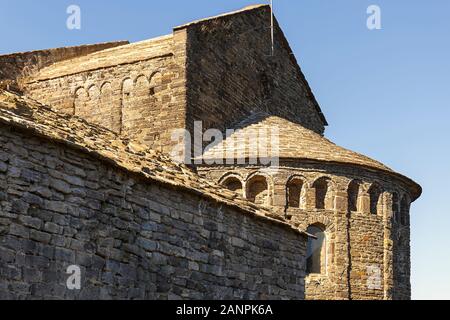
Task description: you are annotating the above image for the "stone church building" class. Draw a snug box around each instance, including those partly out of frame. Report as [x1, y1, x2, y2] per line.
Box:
[0, 5, 421, 300]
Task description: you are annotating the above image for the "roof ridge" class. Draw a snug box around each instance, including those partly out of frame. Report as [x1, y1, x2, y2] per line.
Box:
[174, 4, 270, 30]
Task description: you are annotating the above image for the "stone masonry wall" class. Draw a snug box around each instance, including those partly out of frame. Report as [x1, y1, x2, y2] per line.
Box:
[0, 125, 307, 300]
[197, 161, 413, 300]
[392, 210, 411, 300]
[23, 32, 188, 155]
[183, 6, 326, 153]
[18, 6, 326, 159]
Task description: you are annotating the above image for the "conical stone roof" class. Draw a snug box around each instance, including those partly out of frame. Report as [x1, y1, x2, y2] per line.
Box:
[199, 113, 421, 199]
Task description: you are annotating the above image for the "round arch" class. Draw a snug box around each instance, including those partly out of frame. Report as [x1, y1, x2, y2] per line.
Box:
[312, 176, 333, 210]
[306, 222, 328, 275]
[347, 179, 362, 212]
[368, 182, 383, 215]
[218, 173, 244, 195]
[245, 172, 272, 206]
[286, 175, 306, 208]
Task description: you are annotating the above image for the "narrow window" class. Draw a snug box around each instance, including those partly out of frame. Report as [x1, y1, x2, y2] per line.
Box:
[246, 175, 269, 206]
[287, 178, 303, 208]
[368, 183, 382, 215]
[313, 177, 329, 210]
[306, 225, 326, 275]
[221, 176, 243, 195]
[348, 180, 360, 212]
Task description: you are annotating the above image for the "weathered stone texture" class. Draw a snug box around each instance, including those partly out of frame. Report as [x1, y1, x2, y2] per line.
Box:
[0, 125, 306, 300]
[19, 6, 327, 158]
[0, 4, 420, 301]
[183, 5, 326, 149]
[24, 34, 187, 154]
[197, 160, 416, 300]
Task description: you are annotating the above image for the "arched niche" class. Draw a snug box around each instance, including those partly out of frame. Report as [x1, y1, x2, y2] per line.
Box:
[246, 175, 269, 206]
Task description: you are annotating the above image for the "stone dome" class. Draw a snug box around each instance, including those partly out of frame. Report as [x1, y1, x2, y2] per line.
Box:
[200, 113, 421, 199]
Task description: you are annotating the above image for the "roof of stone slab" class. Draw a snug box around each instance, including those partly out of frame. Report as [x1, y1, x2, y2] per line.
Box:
[28, 35, 173, 82]
[0, 89, 308, 238]
[198, 113, 422, 200]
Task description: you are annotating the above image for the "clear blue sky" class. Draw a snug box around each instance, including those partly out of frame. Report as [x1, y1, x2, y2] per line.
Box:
[1, 0, 449, 300]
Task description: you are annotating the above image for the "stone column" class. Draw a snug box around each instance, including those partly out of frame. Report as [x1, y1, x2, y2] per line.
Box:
[333, 186, 351, 300]
[304, 185, 316, 210]
[272, 175, 287, 208]
[359, 189, 371, 214]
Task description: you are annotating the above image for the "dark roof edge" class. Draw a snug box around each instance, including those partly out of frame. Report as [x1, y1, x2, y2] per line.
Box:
[173, 4, 270, 30]
[0, 41, 130, 58]
[271, 16, 328, 127]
